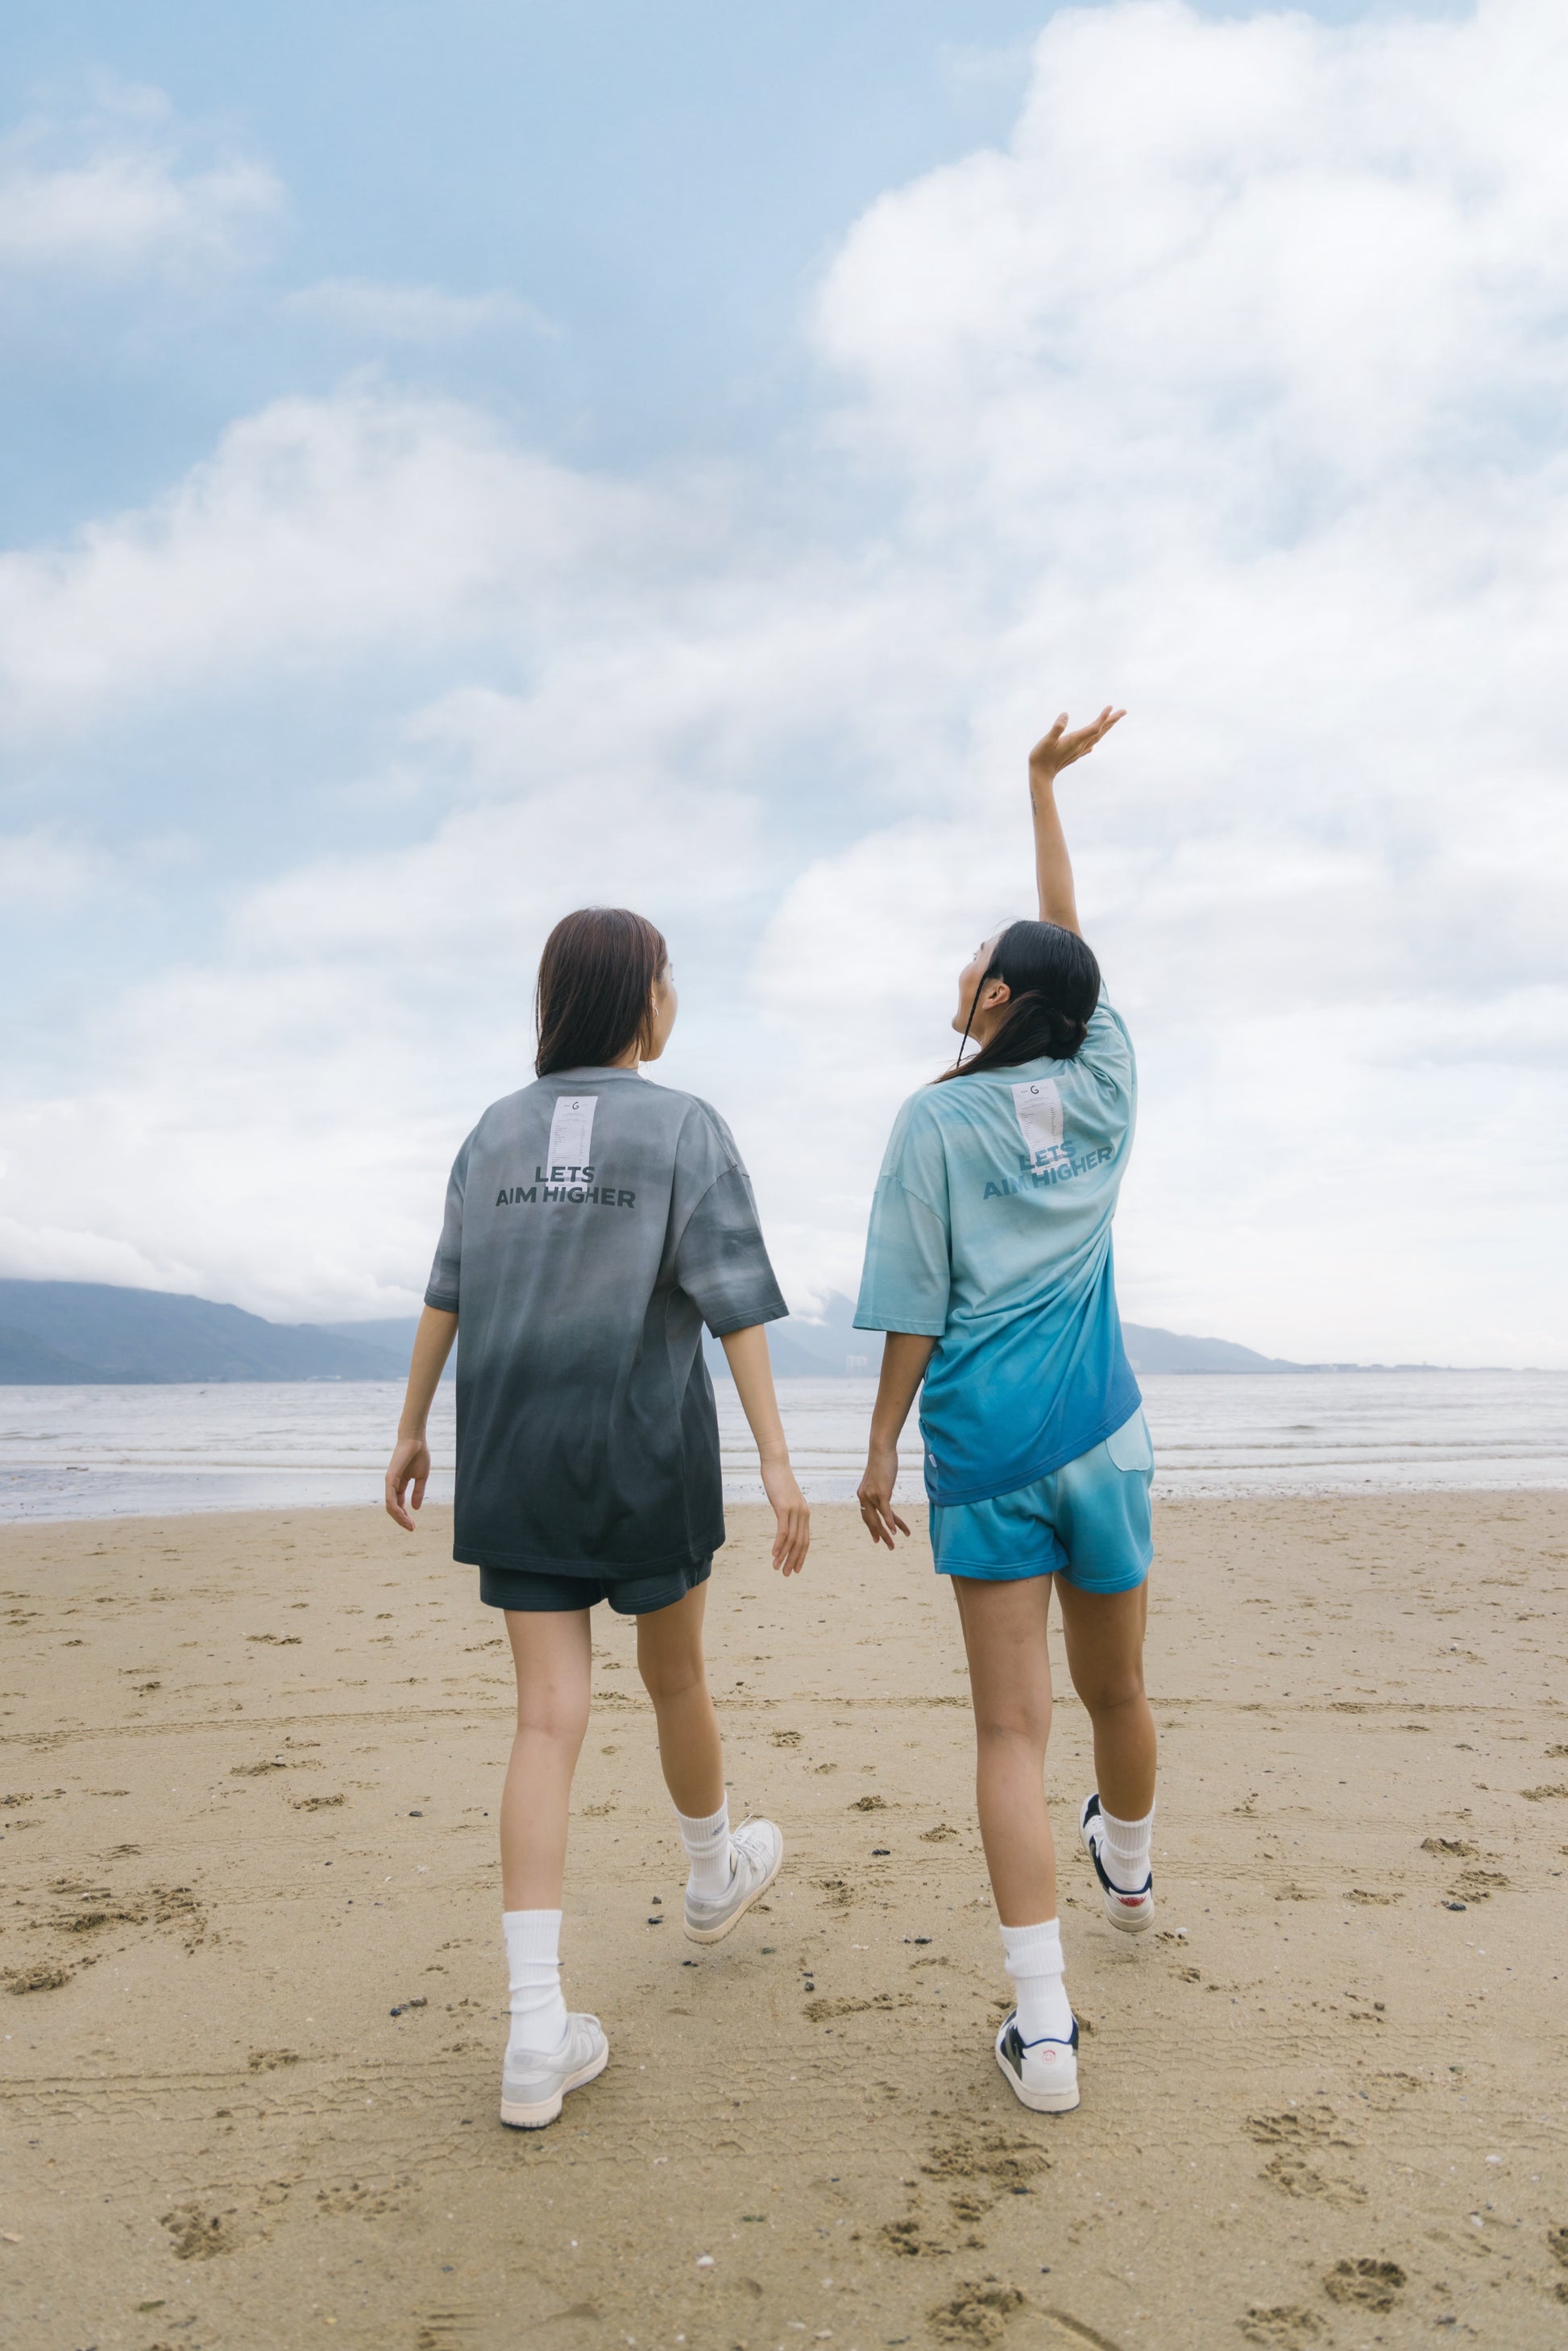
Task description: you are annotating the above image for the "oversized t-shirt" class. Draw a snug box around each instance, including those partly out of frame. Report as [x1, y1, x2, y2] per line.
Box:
[854, 997, 1141, 1507]
[425, 1068, 787, 1574]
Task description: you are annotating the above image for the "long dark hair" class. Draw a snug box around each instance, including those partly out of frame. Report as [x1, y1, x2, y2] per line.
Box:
[535, 907, 668, 1077]
[937, 919, 1101, 1082]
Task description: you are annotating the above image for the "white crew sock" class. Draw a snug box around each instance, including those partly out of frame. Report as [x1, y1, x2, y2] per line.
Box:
[1000, 1918, 1073, 2045]
[677, 1797, 733, 1901]
[1099, 1800, 1155, 1893]
[503, 1908, 568, 2058]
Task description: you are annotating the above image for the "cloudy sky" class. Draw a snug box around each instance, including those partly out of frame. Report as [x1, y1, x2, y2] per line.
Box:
[2, 0, 1563, 1366]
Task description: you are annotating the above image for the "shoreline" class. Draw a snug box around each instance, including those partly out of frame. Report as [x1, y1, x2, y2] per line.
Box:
[5, 1366, 1568, 1532]
[6, 1472, 1568, 1531]
[3, 1492, 1566, 2347]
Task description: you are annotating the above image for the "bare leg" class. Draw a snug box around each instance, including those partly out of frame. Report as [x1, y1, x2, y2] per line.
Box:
[500, 1608, 593, 1911]
[636, 1582, 725, 1818]
[952, 1574, 1056, 1926]
[1054, 1579, 1156, 1820]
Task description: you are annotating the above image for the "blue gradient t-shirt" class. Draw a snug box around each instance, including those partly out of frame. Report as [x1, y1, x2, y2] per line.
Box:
[854, 997, 1140, 1507]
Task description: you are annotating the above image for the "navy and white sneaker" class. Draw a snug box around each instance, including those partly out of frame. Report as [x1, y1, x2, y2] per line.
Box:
[1080, 1793, 1155, 1934]
[500, 2013, 608, 2129]
[994, 2009, 1080, 2113]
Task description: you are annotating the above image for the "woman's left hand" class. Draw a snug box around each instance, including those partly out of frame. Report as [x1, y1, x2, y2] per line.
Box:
[384, 1433, 430, 1531]
[761, 1456, 811, 1576]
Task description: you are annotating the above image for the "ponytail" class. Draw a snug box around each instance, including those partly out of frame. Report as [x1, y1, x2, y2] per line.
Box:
[937, 919, 1100, 1083]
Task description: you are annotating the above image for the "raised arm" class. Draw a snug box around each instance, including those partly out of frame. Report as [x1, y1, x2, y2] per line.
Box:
[1027, 707, 1124, 934]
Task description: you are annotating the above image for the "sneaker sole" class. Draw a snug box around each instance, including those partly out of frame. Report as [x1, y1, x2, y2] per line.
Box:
[499, 2040, 608, 2130]
[993, 2041, 1080, 2114]
[682, 1841, 783, 1943]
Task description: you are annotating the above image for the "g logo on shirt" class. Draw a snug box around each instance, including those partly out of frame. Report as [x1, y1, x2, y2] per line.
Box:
[1011, 1077, 1069, 1173]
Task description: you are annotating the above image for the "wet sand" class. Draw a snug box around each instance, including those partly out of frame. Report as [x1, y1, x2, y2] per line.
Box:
[2, 1492, 1566, 2350]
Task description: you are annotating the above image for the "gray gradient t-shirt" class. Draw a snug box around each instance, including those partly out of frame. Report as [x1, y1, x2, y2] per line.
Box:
[425, 1068, 787, 1575]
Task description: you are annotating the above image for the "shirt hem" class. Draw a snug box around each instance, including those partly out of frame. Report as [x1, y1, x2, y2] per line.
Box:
[922, 1390, 1143, 1508]
[424, 1288, 459, 1313]
[852, 1316, 947, 1337]
[705, 1297, 789, 1338]
[454, 1532, 725, 1576]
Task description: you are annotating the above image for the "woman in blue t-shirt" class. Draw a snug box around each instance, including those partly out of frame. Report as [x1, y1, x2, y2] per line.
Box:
[855, 709, 1157, 2117]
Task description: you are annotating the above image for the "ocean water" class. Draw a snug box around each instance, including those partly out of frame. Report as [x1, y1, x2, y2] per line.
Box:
[0, 1370, 1563, 1524]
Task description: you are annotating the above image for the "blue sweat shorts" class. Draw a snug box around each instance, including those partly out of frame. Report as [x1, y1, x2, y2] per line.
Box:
[928, 1408, 1154, 1594]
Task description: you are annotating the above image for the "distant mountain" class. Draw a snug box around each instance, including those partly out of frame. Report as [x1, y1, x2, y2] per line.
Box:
[704, 1293, 878, 1381]
[707, 1299, 1313, 1379]
[0, 1276, 1392, 1386]
[0, 1322, 118, 1383]
[1121, 1323, 1305, 1375]
[0, 1281, 411, 1385]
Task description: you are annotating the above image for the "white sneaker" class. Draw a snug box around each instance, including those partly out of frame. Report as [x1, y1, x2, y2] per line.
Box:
[1080, 1793, 1155, 1934]
[500, 2013, 608, 2129]
[683, 1817, 783, 1943]
[994, 2010, 1080, 2113]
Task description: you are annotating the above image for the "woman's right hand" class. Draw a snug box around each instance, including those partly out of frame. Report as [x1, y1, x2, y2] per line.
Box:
[857, 1443, 911, 1549]
[1028, 707, 1123, 784]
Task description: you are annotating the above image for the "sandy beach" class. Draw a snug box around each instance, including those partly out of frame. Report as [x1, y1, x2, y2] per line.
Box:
[2, 1491, 1566, 2350]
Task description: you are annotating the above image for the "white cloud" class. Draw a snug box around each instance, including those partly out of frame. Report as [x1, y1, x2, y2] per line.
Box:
[2, 829, 108, 908]
[761, 0, 1568, 1362]
[0, 391, 653, 732]
[1, 1, 1566, 1362]
[285, 277, 555, 343]
[0, 87, 281, 275]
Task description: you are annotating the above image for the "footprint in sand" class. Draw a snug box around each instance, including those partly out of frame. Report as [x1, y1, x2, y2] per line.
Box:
[1322, 2258, 1406, 2312]
[1263, 2154, 1366, 2206]
[1448, 1866, 1509, 1903]
[804, 1991, 912, 2023]
[3, 1961, 73, 1994]
[1239, 2307, 1325, 2347]
[1246, 2107, 1357, 2150]
[160, 2204, 240, 2262]
[927, 2282, 1023, 2343]
[921, 2129, 1051, 2191]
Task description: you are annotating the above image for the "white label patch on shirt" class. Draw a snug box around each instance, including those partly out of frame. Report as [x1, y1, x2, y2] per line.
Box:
[1011, 1076, 1068, 1169]
[546, 1093, 598, 1176]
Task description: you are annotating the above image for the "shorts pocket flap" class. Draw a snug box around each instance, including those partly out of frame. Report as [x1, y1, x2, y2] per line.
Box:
[1105, 1410, 1154, 1473]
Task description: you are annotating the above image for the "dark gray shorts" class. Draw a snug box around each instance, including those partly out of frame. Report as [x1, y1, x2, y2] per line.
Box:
[479, 1554, 711, 1616]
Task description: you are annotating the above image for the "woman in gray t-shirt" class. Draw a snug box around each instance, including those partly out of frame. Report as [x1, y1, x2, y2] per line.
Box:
[385, 906, 810, 2129]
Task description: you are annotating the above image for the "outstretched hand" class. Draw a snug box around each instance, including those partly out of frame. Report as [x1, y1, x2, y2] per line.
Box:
[1029, 706, 1125, 782]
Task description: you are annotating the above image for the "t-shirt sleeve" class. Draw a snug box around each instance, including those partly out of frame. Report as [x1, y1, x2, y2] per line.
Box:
[423, 1132, 473, 1313]
[670, 1105, 788, 1337]
[853, 1096, 952, 1337]
[1076, 989, 1135, 1101]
